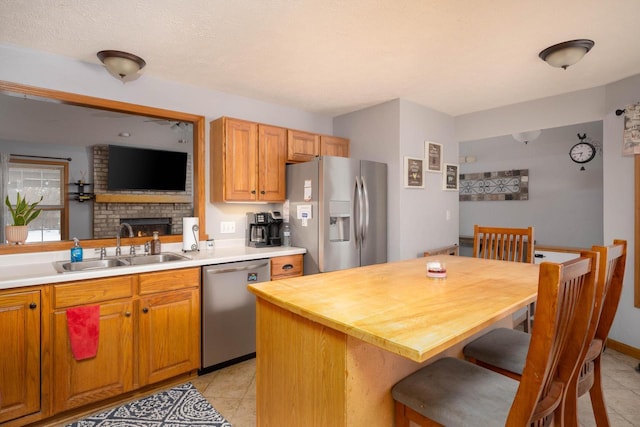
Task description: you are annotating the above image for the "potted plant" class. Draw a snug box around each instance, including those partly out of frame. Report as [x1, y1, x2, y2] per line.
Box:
[5, 192, 43, 244]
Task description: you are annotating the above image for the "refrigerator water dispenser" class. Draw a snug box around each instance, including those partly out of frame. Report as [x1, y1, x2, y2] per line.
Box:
[329, 215, 350, 242]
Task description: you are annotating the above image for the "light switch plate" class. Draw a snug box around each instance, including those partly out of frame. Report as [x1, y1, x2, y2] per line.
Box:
[220, 221, 236, 233]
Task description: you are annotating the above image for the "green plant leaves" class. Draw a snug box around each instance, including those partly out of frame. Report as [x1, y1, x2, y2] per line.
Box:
[5, 192, 43, 226]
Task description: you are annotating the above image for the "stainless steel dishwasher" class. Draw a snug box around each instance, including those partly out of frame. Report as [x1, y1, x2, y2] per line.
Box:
[200, 259, 270, 373]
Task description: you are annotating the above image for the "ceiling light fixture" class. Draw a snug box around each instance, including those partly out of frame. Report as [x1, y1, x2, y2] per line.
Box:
[539, 39, 594, 70]
[512, 130, 542, 144]
[97, 50, 146, 81]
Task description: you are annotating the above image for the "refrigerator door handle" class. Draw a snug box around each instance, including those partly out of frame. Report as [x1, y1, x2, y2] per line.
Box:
[361, 175, 370, 242]
[353, 175, 361, 246]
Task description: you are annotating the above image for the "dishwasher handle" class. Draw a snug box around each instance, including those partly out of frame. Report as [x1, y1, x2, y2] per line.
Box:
[204, 261, 270, 275]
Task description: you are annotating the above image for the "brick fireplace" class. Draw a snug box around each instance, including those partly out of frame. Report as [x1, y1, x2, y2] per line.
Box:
[92, 145, 193, 239]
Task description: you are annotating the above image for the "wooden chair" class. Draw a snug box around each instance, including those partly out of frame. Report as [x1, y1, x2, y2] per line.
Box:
[423, 244, 459, 257]
[473, 225, 534, 263]
[463, 239, 626, 426]
[473, 225, 535, 331]
[392, 252, 598, 427]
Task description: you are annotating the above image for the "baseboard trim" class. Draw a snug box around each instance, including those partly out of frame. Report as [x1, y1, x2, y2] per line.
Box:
[606, 338, 640, 359]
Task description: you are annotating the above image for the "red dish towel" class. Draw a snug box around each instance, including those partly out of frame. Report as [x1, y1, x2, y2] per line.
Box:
[66, 305, 100, 360]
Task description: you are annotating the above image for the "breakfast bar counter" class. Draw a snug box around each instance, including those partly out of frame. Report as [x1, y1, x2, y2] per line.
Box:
[248, 255, 539, 426]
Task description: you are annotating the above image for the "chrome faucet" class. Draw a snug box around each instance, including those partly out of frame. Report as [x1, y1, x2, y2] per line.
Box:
[115, 222, 135, 256]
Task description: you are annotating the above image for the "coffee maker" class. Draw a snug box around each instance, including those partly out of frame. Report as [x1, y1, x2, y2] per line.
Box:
[246, 211, 283, 247]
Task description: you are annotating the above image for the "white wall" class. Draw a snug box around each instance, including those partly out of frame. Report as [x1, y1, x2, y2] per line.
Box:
[459, 121, 604, 249]
[456, 77, 640, 350]
[0, 44, 333, 241]
[334, 99, 458, 261]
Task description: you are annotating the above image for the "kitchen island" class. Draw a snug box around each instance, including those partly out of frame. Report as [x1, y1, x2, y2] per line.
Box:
[248, 255, 539, 426]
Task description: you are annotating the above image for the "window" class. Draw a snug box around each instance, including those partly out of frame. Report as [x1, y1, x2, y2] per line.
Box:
[7, 159, 68, 242]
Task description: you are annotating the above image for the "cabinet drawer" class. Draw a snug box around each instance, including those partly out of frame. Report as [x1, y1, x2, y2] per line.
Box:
[271, 254, 304, 280]
[138, 267, 200, 295]
[53, 276, 135, 308]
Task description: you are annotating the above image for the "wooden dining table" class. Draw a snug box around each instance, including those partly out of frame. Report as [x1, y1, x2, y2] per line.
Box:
[248, 255, 540, 426]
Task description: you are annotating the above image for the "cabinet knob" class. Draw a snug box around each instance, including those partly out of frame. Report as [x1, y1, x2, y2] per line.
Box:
[125, 311, 131, 317]
[260, 190, 265, 194]
[142, 307, 149, 314]
[29, 302, 37, 309]
[251, 190, 256, 194]
[282, 264, 293, 270]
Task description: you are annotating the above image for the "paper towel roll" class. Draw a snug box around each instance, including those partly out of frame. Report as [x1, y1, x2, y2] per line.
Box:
[182, 217, 200, 252]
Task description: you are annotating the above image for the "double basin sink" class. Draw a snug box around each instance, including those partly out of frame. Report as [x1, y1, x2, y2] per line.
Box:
[54, 252, 190, 273]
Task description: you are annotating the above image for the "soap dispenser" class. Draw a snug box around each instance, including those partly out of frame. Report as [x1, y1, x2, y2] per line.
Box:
[150, 231, 161, 255]
[70, 237, 83, 262]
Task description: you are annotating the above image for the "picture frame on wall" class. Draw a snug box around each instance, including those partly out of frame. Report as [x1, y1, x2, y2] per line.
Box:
[425, 141, 443, 173]
[404, 156, 425, 188]
[443, 163, 459, 191]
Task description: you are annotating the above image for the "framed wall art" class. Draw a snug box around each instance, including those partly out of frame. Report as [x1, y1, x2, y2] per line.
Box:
[425, 141, 443, 173]
[443, 163, 459, 191]
[404, 156, 424, 188]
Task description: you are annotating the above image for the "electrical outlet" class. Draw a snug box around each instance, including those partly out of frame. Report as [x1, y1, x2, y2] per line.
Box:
[220, 221, 236, 234]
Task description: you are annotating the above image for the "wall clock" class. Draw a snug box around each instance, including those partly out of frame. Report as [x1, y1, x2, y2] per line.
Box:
[569, 139, 596, 164]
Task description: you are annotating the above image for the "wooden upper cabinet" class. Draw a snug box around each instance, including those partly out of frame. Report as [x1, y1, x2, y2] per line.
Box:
[258, 125, 287, 202]
[211, 117, 286, 202]
[287, 129, 320, 163]
[320, 135, 350, 158]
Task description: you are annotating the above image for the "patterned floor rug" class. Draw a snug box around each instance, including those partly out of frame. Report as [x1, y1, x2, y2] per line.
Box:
[65, 382, 232, 426]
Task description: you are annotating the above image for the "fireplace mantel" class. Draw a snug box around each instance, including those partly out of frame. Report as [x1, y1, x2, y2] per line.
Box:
[95, 194, 191, 204]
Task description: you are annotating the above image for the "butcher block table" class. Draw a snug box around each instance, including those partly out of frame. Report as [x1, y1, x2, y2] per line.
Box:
[248, 255, 540, 426]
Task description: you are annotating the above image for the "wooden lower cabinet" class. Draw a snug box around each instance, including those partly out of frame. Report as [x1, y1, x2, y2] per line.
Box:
[52, 300, 134, 413]
[138, 287, 200, 386]
[271, 254, 304, 280]
[46, 267, 200, 420]
[0, 289, 41, 424]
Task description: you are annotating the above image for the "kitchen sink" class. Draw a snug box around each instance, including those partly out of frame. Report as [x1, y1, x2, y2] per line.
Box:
[54, 252, 190, 273]
[119, 253, 190, 266]
[54, 258, 127, 272]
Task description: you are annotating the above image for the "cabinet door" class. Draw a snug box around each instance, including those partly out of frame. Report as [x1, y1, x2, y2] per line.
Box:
[52, 301, 134, 413]
[138, 288, 200, 386]
[287, 129, 320, 163]
[224, 118, 258, 201]
[258, 125, 287, 201]
[321, 135, 350, 158]
[0, 290, 40, 424]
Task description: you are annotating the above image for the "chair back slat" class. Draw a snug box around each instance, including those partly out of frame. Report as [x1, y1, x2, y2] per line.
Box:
[473, 225, 534, 263]
[506, 251, 598, 425]
[593, 239, 627, 343]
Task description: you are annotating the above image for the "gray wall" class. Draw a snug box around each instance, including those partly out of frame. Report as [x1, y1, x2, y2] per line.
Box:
[459, 121, 604, 249]
[335, 99, 458, 261]
[456, 78, 640, 350]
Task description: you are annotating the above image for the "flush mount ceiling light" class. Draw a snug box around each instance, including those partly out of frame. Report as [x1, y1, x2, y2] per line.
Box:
[512, 129, 542, 144]
[539, 39, 594, 70]
[97, 50, 146, 81]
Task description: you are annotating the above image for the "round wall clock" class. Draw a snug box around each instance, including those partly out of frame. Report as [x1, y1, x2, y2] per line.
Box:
[569, 141, 596, 164]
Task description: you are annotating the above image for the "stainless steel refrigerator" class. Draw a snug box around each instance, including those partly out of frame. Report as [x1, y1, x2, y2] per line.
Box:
[286, 156, 387, 274]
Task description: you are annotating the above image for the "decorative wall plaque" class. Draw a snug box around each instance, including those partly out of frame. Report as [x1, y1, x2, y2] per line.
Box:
[459, 169, 528, 201]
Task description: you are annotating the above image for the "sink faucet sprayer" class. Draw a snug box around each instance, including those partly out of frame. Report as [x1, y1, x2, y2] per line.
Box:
[116, 222, 135, 256]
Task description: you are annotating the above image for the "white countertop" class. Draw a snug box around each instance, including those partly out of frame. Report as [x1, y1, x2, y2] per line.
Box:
[0, 239, 306, 290]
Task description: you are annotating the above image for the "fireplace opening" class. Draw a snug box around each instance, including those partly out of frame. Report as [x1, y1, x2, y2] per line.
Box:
[120, 218, 172, 237]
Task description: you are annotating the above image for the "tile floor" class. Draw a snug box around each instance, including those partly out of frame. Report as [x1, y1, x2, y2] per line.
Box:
[191, 348, 640, 427]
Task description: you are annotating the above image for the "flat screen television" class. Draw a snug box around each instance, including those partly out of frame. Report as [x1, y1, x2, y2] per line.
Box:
[107, 145, 188, 191]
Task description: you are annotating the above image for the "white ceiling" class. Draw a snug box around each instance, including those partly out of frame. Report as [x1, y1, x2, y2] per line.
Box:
[2, 0, 640, 117]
